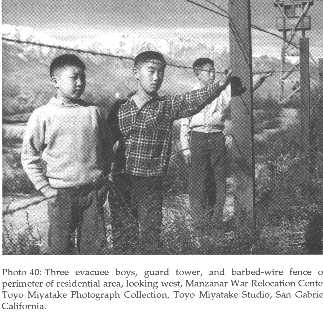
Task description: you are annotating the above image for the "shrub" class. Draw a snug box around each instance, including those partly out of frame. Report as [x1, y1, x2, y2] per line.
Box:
[2, 214, 42, 255]
[2, 147, 35, 195]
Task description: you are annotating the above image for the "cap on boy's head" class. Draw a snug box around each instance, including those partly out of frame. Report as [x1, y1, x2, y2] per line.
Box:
[193, 58, 214, 72]
[49, 54, 86, 77]
[134, 51, 166, 68]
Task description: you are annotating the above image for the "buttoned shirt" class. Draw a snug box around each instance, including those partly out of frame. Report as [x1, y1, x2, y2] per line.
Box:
[180, 82, 231, 154]
[116, 82, 226, 177]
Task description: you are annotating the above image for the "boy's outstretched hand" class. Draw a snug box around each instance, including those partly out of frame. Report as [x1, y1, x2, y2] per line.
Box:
[220, 69, 232, 87]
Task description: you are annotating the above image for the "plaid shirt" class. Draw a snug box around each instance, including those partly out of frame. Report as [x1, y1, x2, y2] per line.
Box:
[117, 82, 225, 177]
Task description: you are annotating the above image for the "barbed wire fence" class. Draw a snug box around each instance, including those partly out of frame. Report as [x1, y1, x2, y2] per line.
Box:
[2, 0, 322, 254]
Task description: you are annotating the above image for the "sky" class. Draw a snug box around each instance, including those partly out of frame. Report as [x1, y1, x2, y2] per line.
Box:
[2, 0, 323, 59]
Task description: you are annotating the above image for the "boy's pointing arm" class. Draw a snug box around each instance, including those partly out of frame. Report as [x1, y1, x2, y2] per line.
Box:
[170, 70, 232, 121]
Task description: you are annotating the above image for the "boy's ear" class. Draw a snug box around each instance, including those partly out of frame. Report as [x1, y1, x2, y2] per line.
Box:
[133, 66, 139, 79]
[51, 76, 58, 88]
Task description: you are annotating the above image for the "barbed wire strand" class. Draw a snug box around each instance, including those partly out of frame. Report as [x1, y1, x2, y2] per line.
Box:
[186, 0, 250, 65]
[3, 195, 56, 216]
[186, 0, 298, 48]
[191, 0, 318, 105]
[2, 37, 304, 77]
[202, 0, 318, 68]
[186, 0, 318, 66]
[2, 179, 126, 216]
[209, 0, 319, 69]
[2, 4, 319, 253]
[2, 37, 225, 73]
[204, 0, 249, 53]
[204, 0, 227, 15]
[187, 0, 319, 95]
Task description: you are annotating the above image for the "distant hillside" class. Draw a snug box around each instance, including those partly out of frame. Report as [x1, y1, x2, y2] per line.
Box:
[3, 23, 318, 117]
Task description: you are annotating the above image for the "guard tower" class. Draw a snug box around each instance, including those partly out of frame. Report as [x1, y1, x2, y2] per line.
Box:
[274, 0, 313, 101]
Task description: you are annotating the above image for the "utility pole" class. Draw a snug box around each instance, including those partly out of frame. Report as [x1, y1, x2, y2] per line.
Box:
[228, 0, 255, 250]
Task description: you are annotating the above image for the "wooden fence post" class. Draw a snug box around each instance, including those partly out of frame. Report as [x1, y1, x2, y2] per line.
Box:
[299, 38, 311, 179]
[316, 59, 323, 179]
[228, 0, 255, 250]
[320, 59, 323, 88]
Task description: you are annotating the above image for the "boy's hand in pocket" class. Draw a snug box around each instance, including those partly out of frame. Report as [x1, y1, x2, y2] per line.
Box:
[40, 186, 58, 199]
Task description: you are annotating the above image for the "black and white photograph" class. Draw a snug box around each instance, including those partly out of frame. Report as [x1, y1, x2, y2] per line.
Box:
[2, 0, 323, 256]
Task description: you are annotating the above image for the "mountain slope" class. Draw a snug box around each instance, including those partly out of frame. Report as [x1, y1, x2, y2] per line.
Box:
[3, 23, 311, 116]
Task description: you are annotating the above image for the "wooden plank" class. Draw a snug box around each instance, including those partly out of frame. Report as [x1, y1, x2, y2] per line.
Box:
[276, 16, 311, 31]
[228, 0, 255, 248]
[274, 0, 313, 6]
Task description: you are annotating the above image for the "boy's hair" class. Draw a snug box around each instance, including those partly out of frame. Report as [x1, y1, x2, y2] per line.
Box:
[193, 58, 214, 74]
[134, 51, 166, 68]
[49, 54, 86, 77]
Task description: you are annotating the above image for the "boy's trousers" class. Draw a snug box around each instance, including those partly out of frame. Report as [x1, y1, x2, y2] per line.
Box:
[189, 131, 227, 229]
[47, 182, 108, 255]
[111, 174, 163, 254]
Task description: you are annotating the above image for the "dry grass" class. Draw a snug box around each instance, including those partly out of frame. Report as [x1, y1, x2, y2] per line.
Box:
[3, 213, 44, 255]
[2, 93, 322, 254]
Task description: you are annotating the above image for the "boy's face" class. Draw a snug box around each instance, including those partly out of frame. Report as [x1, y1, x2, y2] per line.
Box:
[52, 65, 86, 102]
[134, 60, 165, 95]
[196, 63, 215, 86]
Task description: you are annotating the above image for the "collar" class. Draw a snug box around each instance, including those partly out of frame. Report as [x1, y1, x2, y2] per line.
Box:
[193, 80, 204, 90]
[127, 93, 163, 109]
[48, 97, 86, 108]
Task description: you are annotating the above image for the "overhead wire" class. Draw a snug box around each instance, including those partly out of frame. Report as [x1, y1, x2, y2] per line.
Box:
[3, 1, 316, 80]
[1, 37, 224, 73]
[186, 0, 318, 66]
[2, 37, 301, 76]
[186, 0, 251, 66]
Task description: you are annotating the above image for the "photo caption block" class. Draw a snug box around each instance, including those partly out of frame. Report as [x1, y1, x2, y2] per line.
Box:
[1, 256, 322, 312]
